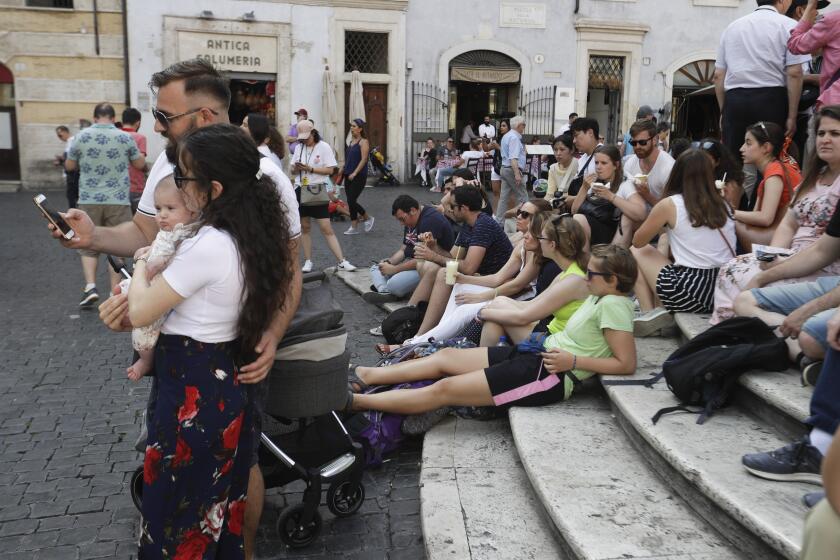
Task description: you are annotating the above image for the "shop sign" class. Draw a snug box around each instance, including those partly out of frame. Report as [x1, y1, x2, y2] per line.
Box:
[499, 2, 546, 29]
[450, 67, 521, 84]
[178, 31, 278, 73]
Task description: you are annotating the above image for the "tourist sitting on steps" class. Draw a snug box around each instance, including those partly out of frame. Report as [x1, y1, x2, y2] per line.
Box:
[346, 244, 637, 415]
[631, 149, 737, 337]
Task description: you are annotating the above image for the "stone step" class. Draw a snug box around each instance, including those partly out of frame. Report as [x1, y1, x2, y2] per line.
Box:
[331, 267, 407, 314]
[509, 382, 745, 560]
[673, 313, 810, 437]
[420, 416, 566, 560]
[603, 337, 814, 560]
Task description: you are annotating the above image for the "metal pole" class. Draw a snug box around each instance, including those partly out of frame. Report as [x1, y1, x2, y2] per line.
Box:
[121, 0, 130, 106]
[93, 0, 100, 56]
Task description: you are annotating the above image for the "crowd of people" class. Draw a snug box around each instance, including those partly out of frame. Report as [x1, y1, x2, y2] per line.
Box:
[36, 0, 840, 557]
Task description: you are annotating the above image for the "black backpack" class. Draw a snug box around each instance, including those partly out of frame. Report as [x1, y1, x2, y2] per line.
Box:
[604, 317, 789, 424]
[381, 302, 427, 345]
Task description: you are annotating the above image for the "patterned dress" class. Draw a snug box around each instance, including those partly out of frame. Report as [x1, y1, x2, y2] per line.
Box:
[139, 336, 252, 559]
[711, 175, 840, 324]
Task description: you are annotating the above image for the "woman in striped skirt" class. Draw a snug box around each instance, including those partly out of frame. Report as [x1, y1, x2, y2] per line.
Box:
[630, 149, 736, 336]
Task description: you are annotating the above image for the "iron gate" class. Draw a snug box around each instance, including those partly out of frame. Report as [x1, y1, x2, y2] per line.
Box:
[409, 81, 449, 177]
[519, 85, 557, 140]
[588, 56, 625, 143]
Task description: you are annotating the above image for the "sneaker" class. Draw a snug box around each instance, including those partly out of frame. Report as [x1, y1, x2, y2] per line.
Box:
[369, 326, 383, 336]
[301, 260, 313, 273]
[337, 260, 357, 272]
[633, 307, 675, 337]
[79, 287, 99, 308]
[801, 359, 823, 387]
[803, 491, 825, 509]
[363, 290, 397, 304]
[742, 438, 824, 485]
[429, 186, 441, 193]
[364, 216, 375, 233]
[344, 227, 360, 235]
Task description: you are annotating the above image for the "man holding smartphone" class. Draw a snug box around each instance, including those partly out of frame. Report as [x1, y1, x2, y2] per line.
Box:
[49, 59, 302, 560]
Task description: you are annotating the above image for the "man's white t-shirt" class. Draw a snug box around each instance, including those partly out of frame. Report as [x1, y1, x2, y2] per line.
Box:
[161, 226, 243, 343]
[291, 141, 337, 186]
[478, 123, 496, 139]
[576, 145, 603, 179]
[623, 150, 675, 202]
[137, 151, 301, 238]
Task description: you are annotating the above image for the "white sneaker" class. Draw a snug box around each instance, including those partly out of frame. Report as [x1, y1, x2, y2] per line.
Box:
[344, 226, 359, 235]
[364, 216, 375, 233]
[301, 260, 313, 273]
[369, 326, 383, 336]
[337, 260, 357, 271]
[633, 307, 675, 337]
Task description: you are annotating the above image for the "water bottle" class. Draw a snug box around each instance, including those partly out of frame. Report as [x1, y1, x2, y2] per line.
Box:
[496, 336, 510, 347]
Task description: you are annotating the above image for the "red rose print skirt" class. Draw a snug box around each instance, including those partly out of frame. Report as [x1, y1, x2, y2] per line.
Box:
[139, 335, 252, 559]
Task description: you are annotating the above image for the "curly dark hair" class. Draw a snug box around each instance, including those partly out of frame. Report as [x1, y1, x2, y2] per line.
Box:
[177, 124, 294, 357]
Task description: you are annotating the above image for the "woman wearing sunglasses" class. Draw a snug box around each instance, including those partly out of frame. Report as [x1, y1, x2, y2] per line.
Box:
[375, 199, 552, 355]
[631, 149, 736, 336]
[347, 245, 637, 415]
[736, 121, 802, 251]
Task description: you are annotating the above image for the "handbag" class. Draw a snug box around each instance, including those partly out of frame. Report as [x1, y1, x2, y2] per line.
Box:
[300, 182, 330, 206]
[579, 193, 621, 223]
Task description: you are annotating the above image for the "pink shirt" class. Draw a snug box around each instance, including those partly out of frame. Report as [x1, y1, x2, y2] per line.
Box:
[788, 12, 840, 109]
[123, 127, 147, 193]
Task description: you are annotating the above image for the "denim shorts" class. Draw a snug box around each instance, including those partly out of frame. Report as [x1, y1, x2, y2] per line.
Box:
[751, 276, 840, 348]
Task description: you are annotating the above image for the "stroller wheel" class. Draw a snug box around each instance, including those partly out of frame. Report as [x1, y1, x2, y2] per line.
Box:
[277, 503, 322, 548]
[130, 466, 144, 512]
[326, 480, 365, 517]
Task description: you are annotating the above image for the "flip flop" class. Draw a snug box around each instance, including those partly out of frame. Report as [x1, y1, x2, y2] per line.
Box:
[375, 343, 396, 356]
[348, 367, 370, 394]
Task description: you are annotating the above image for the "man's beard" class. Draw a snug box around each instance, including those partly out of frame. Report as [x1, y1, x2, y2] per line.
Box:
[163, 122, 198, 163]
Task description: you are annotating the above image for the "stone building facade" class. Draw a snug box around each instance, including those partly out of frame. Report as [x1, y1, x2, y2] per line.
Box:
[0, 0, 128, 190]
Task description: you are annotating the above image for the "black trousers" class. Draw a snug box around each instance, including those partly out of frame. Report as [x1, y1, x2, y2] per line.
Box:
[65, 170, 79, 209]
[722, 87, 788, 159]
[345, 173, 367, 221]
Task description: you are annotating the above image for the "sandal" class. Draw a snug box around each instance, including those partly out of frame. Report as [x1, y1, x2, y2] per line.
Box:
[375, 343, 397, 356]
[348, 366, 370, 393]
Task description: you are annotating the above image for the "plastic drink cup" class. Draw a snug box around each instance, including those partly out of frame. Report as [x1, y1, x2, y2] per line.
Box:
[590, 182, 606, 199]
[445, 260, 458, 285]
[634, 174, 648, 187]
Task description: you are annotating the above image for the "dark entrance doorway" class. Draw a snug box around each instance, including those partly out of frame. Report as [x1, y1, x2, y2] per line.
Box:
[227, 74, 276, 126]
[344, 83, 388, 157]
[448, 50, 521, 141]
[0, 63, 20, 182]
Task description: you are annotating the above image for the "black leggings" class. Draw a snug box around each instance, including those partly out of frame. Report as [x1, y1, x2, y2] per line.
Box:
[345, 173, 368, 221]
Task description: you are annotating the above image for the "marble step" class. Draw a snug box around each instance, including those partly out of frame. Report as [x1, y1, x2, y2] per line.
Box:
[603, 337, 814, 560]
[331, 266, 407, 313]
[420, 416, 566, 560]
[672, 313, 810, 438]
[509, 382, 745, 560]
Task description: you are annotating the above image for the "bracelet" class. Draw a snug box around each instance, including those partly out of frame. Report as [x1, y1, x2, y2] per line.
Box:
[135, 256, 148, 263]
[571, 354, 577, 371]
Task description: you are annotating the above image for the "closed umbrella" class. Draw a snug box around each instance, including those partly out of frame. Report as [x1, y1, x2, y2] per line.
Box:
[346, 70, 366, 147]
[321, 67, 339, 153]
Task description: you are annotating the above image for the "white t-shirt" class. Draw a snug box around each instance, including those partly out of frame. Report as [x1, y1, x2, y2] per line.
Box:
[478, 123, 496, 139]
[668, 194, 736, 269]
[291, 141, 337, 186]
[137, 151, 300, 239]
[715, 6, 811, 90]
[161, 226, 244, 342]
[623, 150, 675, 203]
[459, 150, 487, 169]
[576, 146, 602, 179]
[258, 144, 284, 170]
[614, 179, 638, 201]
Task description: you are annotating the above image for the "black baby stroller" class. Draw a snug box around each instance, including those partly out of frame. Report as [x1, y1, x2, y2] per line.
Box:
[369, 146, 400, 186]
[258, 271, 365, 547]
[128, 272, 365, 549]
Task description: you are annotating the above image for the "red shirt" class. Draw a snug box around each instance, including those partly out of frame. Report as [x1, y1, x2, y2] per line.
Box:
[756, 159, 801, 226]
[122, 127, 147, 194]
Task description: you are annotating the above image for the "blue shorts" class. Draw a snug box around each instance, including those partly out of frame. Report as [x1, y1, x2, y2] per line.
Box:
[751, 276, 840, 348]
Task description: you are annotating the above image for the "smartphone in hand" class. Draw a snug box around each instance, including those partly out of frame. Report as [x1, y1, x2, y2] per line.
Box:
[33, 194, 74, 240]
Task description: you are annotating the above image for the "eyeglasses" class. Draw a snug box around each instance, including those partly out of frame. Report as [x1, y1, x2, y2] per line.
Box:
[516, 209, 532, 219]
[586, 269, 612, 281]
[152, 107, 219, 129]
[629, 137, 652, 147]
[172, 165, 199, 190]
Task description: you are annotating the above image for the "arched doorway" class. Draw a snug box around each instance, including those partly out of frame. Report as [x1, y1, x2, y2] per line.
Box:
[0, 63, 20, 181]
[448, 50, 521, 142]
[671, 59, 717, 140]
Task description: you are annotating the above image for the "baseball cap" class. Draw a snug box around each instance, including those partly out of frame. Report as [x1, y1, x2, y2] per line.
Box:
[636, 105, 655, 120]
[787, 0, 830, 15]
[296, 119, 314, 140]
[294, 107, 308, 117]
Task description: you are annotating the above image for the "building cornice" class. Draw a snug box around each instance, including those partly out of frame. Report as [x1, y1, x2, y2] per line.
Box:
[261, 0, 408, 11]
[574, 18, 650, 36]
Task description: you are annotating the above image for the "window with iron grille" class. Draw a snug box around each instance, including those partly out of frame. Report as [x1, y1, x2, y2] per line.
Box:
[345, 31, 388, 74]
[26, 0, 74, 7]
[588, 56, 625, 90]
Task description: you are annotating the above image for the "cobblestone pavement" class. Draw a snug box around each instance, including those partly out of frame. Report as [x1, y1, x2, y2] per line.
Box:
[0, 182, 429, 559]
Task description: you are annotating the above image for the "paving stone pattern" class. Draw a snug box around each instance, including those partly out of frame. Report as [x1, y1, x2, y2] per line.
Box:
[0, 184, 429, 559]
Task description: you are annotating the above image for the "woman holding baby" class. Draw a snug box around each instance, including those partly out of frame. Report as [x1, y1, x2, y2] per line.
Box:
[127, 124, 294, 559]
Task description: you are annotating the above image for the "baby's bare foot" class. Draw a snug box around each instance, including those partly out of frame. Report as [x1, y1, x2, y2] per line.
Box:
[126, 358, 152, 381]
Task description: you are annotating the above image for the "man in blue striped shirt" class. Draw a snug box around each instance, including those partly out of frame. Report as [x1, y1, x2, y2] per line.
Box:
[494, 115, 528, 223]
